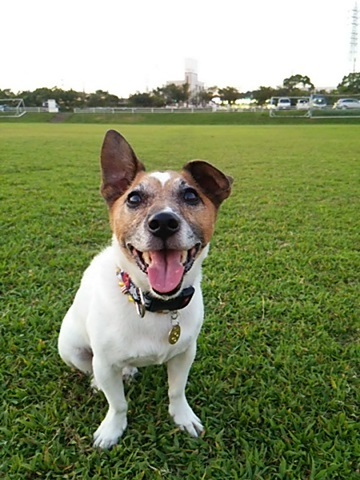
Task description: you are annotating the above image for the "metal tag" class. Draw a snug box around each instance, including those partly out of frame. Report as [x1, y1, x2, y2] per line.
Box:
[168, 324, 181, 345]
[136, 301, 146, 318]
[135, 288, 146, 318]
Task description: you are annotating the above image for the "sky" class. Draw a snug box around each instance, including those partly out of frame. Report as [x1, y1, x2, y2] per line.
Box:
[1, 0, 358, 97]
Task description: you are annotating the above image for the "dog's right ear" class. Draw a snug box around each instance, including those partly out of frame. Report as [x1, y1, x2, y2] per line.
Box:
[100, 130, 145, 206]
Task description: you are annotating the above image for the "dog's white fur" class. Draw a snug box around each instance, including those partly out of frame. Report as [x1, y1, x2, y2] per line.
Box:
[59, 237, 206, 448]
[58, 130, 232, 449]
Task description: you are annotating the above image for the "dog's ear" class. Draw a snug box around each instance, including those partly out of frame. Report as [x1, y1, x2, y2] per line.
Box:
[183, 160, 233, 207]
[100, 130, 145, 206]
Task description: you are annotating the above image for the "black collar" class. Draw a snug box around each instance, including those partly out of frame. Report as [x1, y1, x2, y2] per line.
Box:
[116, 270, 195, 317]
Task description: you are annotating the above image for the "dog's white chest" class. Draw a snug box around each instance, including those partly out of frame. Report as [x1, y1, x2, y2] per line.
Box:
[121, 345, 181, 368]
[96, 301, 203, 368]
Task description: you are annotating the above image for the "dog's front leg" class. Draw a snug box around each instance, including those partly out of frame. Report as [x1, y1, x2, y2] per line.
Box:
[167, 342, 204, 437]
[92, 356, 127, 449]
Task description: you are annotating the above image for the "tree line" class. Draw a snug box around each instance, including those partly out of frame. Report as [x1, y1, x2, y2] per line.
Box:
[1, 73, 360, 111]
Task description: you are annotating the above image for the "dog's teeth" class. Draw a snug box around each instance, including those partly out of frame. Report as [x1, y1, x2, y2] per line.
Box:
[142, 252, 151, 266]
[181, 250, 188, 264]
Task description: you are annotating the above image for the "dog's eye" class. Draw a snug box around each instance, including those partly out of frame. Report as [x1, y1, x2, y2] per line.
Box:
[183, 188, 200, 205]
[127, 191, 142, 208]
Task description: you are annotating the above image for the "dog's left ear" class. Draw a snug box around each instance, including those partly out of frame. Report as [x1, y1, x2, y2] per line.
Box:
[183, 160, 233, 207]
[100, 130, 145, 206]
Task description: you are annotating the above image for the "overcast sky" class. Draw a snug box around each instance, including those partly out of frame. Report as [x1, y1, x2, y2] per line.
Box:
[1, 0, 358, 96]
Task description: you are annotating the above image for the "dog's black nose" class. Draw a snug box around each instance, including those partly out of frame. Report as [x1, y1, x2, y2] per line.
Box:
[148, 211, 180, 239]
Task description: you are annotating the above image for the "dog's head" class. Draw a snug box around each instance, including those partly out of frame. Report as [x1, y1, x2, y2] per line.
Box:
[100, 130, 232, 298]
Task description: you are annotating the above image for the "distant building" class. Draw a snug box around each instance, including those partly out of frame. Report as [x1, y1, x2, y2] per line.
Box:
[166, 58, 204, 101]
[42, 99, 59, 113]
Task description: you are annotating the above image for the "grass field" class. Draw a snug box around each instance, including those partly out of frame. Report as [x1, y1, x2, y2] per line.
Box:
[2, 111, 360, 125]
[1, 123, 359, 479]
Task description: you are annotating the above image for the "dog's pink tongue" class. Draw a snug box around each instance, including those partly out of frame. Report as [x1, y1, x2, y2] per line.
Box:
[147, 250, 184, 294]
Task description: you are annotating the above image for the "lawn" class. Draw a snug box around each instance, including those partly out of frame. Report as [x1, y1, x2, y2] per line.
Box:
[0, 124, 359, 479]
[3, 111, 360, 125]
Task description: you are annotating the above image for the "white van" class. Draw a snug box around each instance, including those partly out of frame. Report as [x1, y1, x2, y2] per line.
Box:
[277, 97, 291, 110]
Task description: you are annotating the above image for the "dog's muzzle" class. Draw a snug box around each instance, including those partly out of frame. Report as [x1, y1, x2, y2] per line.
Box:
[128, 244, 200, 296]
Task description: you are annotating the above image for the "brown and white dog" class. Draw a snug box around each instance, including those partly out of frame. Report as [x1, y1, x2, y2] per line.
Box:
[58, 130, 232, 448]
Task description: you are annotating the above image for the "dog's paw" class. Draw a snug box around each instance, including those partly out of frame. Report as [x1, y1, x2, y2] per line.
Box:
[122, 366, 138, 383]
[169, 402, 204, 438]
[93, 412, 127, 449]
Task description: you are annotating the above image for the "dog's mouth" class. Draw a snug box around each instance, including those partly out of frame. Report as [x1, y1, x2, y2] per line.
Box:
[128, 244, 201, 295]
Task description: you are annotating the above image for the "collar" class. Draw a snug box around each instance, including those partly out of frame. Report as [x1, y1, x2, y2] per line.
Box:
[116, 269, 195, 317]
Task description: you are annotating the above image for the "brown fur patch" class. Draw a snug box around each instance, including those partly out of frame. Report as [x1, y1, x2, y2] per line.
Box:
[109, 170, 218, 252]
[179, 171, 218, 245]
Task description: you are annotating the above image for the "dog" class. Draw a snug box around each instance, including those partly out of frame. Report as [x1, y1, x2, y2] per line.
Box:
[58, 130, 232, 449]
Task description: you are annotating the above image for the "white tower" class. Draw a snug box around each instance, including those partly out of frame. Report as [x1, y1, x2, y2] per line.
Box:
[350, 2, 359, 72]
[185, 58, 199, 93]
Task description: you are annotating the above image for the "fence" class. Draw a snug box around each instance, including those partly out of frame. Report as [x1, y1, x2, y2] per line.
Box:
[72, 106, 261, 114]
[21, 97, 360, 118]
[24, 106, 51, 113]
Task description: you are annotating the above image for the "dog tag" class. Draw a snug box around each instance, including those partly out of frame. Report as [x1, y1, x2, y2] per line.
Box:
[168, 323, 181, 345]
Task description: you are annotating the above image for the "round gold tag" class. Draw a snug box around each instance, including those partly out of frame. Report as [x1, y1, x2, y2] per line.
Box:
[168, 324, 181, 345]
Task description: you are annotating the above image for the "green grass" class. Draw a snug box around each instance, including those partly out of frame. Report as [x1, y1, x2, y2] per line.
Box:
[3, 111, 360, 125]
[1, 124, 359, 479]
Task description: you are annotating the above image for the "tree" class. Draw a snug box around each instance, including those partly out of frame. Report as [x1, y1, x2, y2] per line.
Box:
[252, 86, 278, 105]
[87, 90, 119, 107]
[160, 83, 190, 105]
[150, 88, 167, 107]
[18, 86, 85, 110]
[128, 92, 156, 107]
[337, 72, 360, 94]
[218, 86, 241, 105]
[195, 86, 219, 106]
[20, 87, 56, 106]
[283, 74, 314, 92]
[0, 89, 15, 99]
[61, 89, 87, 110]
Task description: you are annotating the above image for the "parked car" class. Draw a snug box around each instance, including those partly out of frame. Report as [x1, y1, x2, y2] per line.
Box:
[310, 96, 327, 109]
[277, 97, 291, 110]
[333, 98, 360, 109]
[296, 99, 310, 110]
